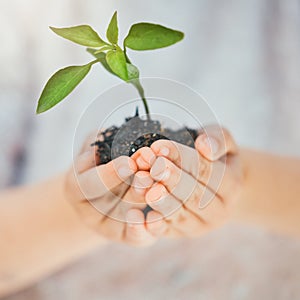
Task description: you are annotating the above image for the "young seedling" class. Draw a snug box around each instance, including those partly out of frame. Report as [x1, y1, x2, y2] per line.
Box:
[36, 11, 184, 116]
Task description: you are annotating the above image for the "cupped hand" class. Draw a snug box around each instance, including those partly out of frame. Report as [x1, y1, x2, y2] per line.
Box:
[133, 126, 244, 238]
[65, 131, 166, 246]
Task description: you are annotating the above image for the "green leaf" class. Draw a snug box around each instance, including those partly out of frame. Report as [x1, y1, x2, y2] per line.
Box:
[50, 25, 106, 47]
[36, 62, 93, 113]
[87, 48, 115, 75]
[106, 11, 118, 44]
[124, 23, 184, 50]
[93, 45, 113, 53]
[87, 48, 137, 81]
[126, 63, 139, 80]
[106, 49, 128, 81]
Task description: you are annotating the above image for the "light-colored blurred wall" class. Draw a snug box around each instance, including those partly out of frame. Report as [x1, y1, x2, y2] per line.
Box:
[1, 1, 300, 299]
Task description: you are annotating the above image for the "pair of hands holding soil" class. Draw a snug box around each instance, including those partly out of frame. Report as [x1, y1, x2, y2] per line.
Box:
[66, 125, 243, 246]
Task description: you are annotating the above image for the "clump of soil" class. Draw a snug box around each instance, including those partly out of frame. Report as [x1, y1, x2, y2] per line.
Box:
[91, 109, 198, 165]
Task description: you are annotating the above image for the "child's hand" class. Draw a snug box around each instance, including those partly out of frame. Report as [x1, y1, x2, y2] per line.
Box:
[133, 126, 243, 238]
[64, 132, 167, 246]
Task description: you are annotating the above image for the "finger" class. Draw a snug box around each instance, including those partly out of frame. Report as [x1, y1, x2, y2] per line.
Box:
[146, 210, 168, 237]
[80, 130, 103, 154]
[79, 170, 152, 226]
[109, 171, 153, 219]
[75, 129, 108, 173]
[95, 214, 125, 242]
[195, 126, 238, 161]
[145, 183, 208, 236]
[106, 171, 155, 223]
[131, 147, 156, 171]
[150, 142, 230, 201]
[125, 209, 156, 246]
[93, 193, 146, 243]
[131, 171, 154, 197]
[150, 139, 216, 184]
[145, 183, 181, 218]
[150, 156, 223, 216]
[79, 185, 128, 241]
[77, 156, 137, 200]
[145, 207, 182, 239]
[119, 170, 153, 209]
[87, 181, 130, 221]
[74, 149, 99, 174]
[83, 195, 154, 245]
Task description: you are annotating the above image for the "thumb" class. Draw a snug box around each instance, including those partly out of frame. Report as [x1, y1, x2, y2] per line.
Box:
[195, 125, 238, 161]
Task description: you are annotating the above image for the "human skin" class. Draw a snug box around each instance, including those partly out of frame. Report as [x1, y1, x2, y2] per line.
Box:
[132, 126, 243, 237]
[65, 132, 167, 246]
[1, 126, 300, 296]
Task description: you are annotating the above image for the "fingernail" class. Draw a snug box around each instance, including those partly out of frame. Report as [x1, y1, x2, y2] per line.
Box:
[117, 166, 134, 179]
[159, 169, 170, 181]
[159, 147, 169, 156]
[148, 185, 166, 203]
[134, 174, 152, 193]
[152, 168, 170, 182]
[204, 136, 219, 154]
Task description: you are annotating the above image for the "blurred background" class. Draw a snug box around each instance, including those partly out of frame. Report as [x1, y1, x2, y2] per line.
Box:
[1, 0, 300, 299]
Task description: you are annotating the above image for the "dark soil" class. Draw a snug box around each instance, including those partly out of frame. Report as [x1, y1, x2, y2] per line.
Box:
[92, 110, 198, 164]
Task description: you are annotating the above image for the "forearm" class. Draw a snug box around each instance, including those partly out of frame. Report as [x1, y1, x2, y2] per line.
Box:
[233, 149, 300, 236]
[0, 174, 105, 297]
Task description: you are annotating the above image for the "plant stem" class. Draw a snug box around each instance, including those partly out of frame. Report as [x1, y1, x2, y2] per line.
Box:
[123, 46, 131, 63]
[90, 59, 101, 66]
[134, 79, 150, 116]
[124, 46, 150, 118]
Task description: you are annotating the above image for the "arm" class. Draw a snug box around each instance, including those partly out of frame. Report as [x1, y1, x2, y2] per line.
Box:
[235, 149, 300, 236]
[0, 132, 165, 297]
[0, 174, 104, 297]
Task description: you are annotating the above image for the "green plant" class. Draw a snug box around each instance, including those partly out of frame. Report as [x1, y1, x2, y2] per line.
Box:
[36, 11, 184, 115]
